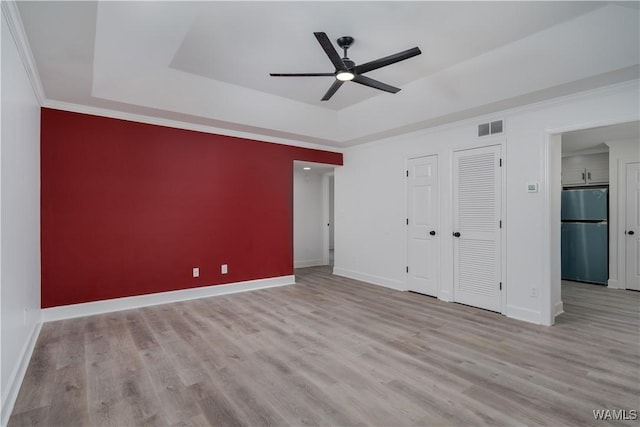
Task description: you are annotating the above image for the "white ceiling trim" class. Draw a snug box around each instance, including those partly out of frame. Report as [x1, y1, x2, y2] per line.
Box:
[345, 67, 640, 146]
[1, 0, 45, 105]
[42, 99, 344, 153]
[342, 79, 640, 153]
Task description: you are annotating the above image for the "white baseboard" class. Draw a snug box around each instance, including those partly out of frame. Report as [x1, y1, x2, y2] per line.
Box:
[294, 259, 325, 268]
[42, 275, 295, 322]
[607, 278, 623, 289]
[1, 319, 42, 427]
[554, 301, 565, 318]
[506, 304, 541, 325]
[332, 267, 405, 291]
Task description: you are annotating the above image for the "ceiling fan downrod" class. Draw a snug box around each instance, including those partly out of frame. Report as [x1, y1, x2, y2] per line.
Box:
[337, 36, 354, 60]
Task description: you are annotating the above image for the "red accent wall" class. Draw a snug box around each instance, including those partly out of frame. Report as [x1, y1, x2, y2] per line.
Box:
[41, 108, 342, 308]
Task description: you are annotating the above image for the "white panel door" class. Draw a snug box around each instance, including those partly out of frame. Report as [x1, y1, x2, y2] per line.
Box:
[626, 162, 640, 291]
[407, 155, 439, 296]
[453, 145, 502, 312]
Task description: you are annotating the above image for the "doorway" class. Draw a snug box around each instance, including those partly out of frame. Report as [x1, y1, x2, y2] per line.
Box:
[293, 161, 336, 269]
[560, 135, 609, 286]
[547, 121, 640, 325]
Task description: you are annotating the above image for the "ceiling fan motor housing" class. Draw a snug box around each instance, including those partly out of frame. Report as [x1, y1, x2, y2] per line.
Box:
[337, 36, 354, 48]
[342, 58, 356, 69]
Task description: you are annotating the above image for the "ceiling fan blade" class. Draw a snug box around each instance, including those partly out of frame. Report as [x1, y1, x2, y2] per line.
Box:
[270, 73, 335, 77]
[321, 79, 344, 101]
[314, 32, 347, 71]
[352, 75, 400, 94]
[354, 47, 421, 75]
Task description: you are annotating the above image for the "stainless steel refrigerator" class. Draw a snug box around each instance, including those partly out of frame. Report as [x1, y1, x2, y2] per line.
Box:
[561, 188, 608, 285]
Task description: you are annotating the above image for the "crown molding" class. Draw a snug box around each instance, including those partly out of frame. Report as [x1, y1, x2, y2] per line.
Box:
[344, 78, 639, 152]
[1, 1, 46, 105]
[43, 99, 344, 153]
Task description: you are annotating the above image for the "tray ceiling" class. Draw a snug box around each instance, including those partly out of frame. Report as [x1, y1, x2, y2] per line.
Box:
[15, 1, 640, 148]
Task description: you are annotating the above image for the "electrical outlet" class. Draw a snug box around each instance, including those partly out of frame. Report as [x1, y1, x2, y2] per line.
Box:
[193, 267, 199, 278]
[530, 287, 537, 297]
[221, 264, 228, 274]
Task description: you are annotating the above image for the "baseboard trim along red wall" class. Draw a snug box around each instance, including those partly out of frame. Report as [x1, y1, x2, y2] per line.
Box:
[42, 275, 296, 321]
[41, 108, 342, 308]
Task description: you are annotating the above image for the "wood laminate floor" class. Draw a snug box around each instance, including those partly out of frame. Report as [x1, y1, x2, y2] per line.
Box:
[8, 268, 640, 426]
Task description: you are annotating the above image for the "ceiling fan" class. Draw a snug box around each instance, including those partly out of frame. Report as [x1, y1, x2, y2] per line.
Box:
[270, 32, 421, 101]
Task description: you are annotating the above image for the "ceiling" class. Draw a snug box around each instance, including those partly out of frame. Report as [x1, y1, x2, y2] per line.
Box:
[14, 1, 640, 149]
[562, 121, 640, 155]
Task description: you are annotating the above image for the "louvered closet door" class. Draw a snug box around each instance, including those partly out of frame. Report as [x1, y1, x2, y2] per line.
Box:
[453, 145, 502, 312]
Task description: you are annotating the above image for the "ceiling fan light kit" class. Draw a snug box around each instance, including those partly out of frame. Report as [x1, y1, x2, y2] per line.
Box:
[336, 71, 354, 81]
[270, 32, 421, 101]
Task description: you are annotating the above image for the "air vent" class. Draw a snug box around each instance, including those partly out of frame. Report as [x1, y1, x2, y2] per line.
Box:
[478, 120, 504, 137]
[478, 123, 490, 137]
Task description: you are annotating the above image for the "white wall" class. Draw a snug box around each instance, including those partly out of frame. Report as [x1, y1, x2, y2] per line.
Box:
[293, 168, 324, 268]
[335, 80, 639, 325]
[1, 10, 42, 425]
[606, 138, 640, 289]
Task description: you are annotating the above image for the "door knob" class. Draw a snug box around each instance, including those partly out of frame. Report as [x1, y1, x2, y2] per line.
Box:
[453, 232, 461, 237]
[429, 230, 436, 236]
[629, 230, 635, 235]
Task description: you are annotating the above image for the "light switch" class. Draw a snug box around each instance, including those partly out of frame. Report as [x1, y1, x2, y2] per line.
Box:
[193, 267, 199, 278]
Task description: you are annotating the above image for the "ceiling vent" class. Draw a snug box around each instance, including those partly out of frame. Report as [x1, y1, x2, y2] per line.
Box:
[478, 120, 504, 137]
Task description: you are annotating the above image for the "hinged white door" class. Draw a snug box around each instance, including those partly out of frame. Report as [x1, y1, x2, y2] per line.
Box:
[626, 162, 640, 291]
[407, 155, 439, 296]
[453, 145, 502, 312]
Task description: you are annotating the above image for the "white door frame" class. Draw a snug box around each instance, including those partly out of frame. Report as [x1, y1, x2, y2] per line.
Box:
[541, 116, 638, 326]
